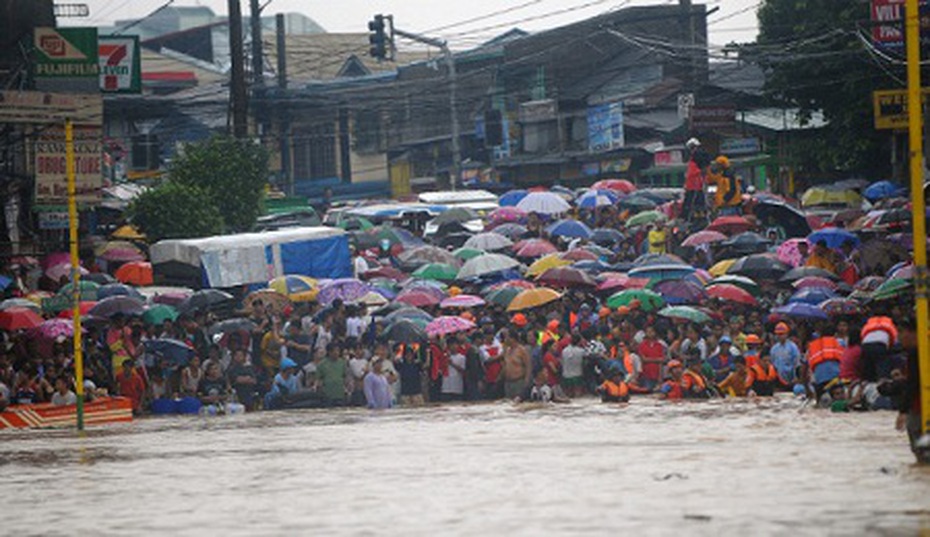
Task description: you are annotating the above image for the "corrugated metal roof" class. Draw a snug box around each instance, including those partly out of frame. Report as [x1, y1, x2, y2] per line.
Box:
[742, 108, 827, 132]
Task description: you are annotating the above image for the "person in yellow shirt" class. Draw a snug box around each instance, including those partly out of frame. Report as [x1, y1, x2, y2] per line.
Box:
[805, 240, 837, 274]
[706, 156, 742, 216]
[647, 224, 667, 254]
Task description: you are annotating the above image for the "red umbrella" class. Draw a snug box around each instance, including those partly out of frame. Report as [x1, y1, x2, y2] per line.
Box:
[705, 283, 758, 306]
[591, 179, 636, 194]
[57, 301, 97, 319]
[596, 275, 650, 292]
[115, 261, 153, 286]
[362, 266, 407, 281]
[560, 249, 598, 262]
[0, 307, 44, 331]
[536, 267, 596, 288]
[681, 230, 727, 247]
[514, 239, 557, 258]
[706, 215, 752, 235]
[484, 280, 536, 293]
[395, 291, 440, 307]
[792, 276, 837, 290]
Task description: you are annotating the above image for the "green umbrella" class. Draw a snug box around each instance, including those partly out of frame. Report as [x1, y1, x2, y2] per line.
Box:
[485, 286, 522, 307]
[707, 274, 760, 295]
[870, 278, 912, 301]
[658, 305, 711, 324]
[625, 210, 666, 228]
[56, 280, 100, 301]
[337, 216, 374, 231]
[606, 289, 665, 311]
[412, 263, 459, 282]
[142, 304, 179, 325]
[453, 247, 486, 261]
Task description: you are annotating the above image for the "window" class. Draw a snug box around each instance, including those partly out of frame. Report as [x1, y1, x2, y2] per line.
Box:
[352, 109, 381, 154]
[293, 123, 336, 180]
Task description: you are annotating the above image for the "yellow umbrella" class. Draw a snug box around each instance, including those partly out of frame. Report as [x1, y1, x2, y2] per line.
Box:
[801, 188, 862, 208]
[269, 275, 319, 302]
[708, 259, 737, 277]
[506, 287, 562, 312]
[111, 225, 147, 241]
[243, 289, 292, 315]
[94, 240, 142, 257]
[525, 254, 571, 277]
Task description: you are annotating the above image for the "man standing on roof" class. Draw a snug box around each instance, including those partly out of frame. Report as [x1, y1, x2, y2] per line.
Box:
[682, 138, 711, 223]
[707, 156, 742, 216]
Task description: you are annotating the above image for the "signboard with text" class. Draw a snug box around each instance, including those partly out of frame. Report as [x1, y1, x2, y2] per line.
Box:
[690, 105, 736, 131]
[587, 101, 624, 153]
[873, 88, 930, 129]
[0, 91, 102, 124]
[34, 27, 99, 79]
[870, 0, 930, 48]
[99, 35, 141, 93]
[720, 137, 761, 155]
[34, 126, 103, 204]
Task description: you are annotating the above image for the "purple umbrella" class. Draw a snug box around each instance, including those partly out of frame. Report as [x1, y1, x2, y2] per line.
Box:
[440, 294, 486, 308]
[425, 315, 476, 337]
[30, 318, 77, 340]
[788, 287, 838, 305]
[318, 278, 371, 305]
[653, 280, 708, 305]
[772, 303, 828, 320]
[89, 296, 145, 318]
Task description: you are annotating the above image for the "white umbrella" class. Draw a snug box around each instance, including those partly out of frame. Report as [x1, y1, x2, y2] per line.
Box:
[463, 232, 513, 251]
[516, 192, 571, 215]
[456, 253, 521, 280]
[0, 298, 40, 312]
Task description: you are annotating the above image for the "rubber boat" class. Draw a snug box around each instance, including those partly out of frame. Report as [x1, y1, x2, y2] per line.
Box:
[0, 397, 133, 429]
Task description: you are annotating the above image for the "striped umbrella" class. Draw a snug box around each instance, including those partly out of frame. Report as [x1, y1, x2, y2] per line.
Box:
[425, 315, 476, 337]
[269, 275, 319, 302]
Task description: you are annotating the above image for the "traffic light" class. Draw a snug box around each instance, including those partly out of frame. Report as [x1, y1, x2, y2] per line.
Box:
[369, 15, 387, 60]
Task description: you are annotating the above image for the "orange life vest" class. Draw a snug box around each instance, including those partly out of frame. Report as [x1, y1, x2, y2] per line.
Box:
[682, 369, 707, 391]
[601, 379, 629, 398]
[861, 316, 898, 346]
[750, 363, 777, 383]
[807, 336, 843, 370]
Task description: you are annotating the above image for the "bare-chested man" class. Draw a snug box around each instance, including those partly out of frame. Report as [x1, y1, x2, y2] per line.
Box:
[502, 329, 532, 399]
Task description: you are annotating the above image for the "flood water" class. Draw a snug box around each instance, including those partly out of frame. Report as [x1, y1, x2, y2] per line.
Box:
[2, 396, 930, 535]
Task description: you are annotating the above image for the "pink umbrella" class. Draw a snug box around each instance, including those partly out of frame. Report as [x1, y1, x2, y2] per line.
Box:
[891, 265, 914, 280]
[99, 248, 145, 263]
[514, 239, 557, 258]
[152, 292, 192, 306]
[681, 230, 727, 247]
[591, 179, 635, 194]
[485, 280, 536, 293]
[792, 276, 837, 290]
[487, 207, 527, 226]
[425, 315, 476, 337]
[776, 238, 809, 268]
[560, 249, 598, 262]
[30, 318, 77, 340]
[45, 263, 88, 281]
[439, 294, 486, 308]
[396, 291, 440, 307]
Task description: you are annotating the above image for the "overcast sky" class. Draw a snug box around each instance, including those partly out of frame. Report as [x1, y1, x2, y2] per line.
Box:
[76, 0, 761, 48]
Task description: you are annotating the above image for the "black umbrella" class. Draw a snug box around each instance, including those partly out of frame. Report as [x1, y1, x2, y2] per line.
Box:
[177, 289, 234, 314]
[492, 223, 528, 240]
[718, 232, 772, 256]
[729, 254, 790, 280]
[779, 266, 839, 282]
[144, 338, 196, 367]
[860, 238, 909, 276]
[208, 317, 258, 337]
[433, 208, 478, 225]
[382, 318, 427, 344]
[753, 200, 812, 238]
[438, 231, 473, 249]
[97, 283, 144, 301]
[88, 296, 145, 318]
[84, 273, 117, 285]
[618, 195, 657, 211]
[592, 228, 624, 246]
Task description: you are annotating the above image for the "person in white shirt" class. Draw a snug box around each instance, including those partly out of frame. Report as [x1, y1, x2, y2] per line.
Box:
[442, 348, 466, 401]
[352, 248, 368, 279]
[51, 377, 77, 406]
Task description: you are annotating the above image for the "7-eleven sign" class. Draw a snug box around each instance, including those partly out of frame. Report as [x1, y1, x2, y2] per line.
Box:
[98, 35, 141, 94]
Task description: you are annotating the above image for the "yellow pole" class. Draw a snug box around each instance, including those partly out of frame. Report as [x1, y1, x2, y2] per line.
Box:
[905, 0, 930, 436]
[66, 119, 85, 431]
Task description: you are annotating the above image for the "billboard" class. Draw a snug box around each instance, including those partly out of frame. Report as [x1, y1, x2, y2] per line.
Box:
[99, 36, 142, 93]
[34, 126, 103, 204]
[873, 88, 930, 129]
[33, 27, 99, 79]
[0, 91, 102, 124]
[871, 0, 930, 48]
[587, 101, 624, 153]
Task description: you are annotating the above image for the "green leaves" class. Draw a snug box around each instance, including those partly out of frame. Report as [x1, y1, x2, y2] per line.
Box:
[128, 182, 223, 242]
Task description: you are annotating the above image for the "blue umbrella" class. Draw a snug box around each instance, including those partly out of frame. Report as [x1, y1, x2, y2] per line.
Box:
[628, 264, 696, 281]
[547, 219, 593, 239]
[499, 189, 529, 207]
[788, 287, 838, 305]
[807, 228, 860, 249]
[144, 338, 196, 367]
[0, 275, 11, 291]
[864, 180, 906, 202]
[97, 283, 144, 301]
[772, 303, 828, 320]
[571, 260, 612, 274]
[592, 228, 624, 246]
[577, 190, 619, 209]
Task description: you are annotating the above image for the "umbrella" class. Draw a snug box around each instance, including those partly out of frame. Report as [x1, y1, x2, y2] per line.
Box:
[890, 265, 914, 280]
[536, 267, 596, 288]
[30, 318, 76, 340]
[728, 254, 790, 280]
[855, 276, 886, 292]
[57, 301, 97, 319]
[705, 283, 758, 306]
[792, 276, 837, 290]
[99, 247, 145, 263]
[0, 307, 44, 331]
[493, 223, 528, 240]
[45, 262, 88, 281]
[560, 249, 598, 262]
[719, 232, 771, 255]
[807, 228, 860, 249]
[383, 319, 428, 343]
[706, 215, 752, 235]
[506, 287, 562, 312]
[592, 179, 635, 194]
[457, 253, 520, 280]
[864, 180, 906, 201]
[577, 190, 619, 209]
[526, 254, 572, 277]
[94, 240, 142, 258]
[617, 195, 657, 211]
[708, 259, 737, 277]
[149, 290, 193, 307]
[860, 239, 909, 276]
[628, 264, 696, 282]
[440, 294, 486, 308]
[801, 187, 862, 207]
[515, 239, 558, 259]
[397, 246, 460, 269]
[788, 287, 838, 305]
[484, 279, 536, 293]
[652, 280, 708, 305]
[177, 289, 235, 314]
[362, 266, 407, 282]
[776, 238, 809, 268]
[318, 278, 371, 305]
[425, 315, 476, 337]
[681, 230, 727, 247]
[463, 232, 513, 251]
[89, 296, 145, 318]
[485, 286, 522, 307]
[142, 304, 179, 325]
[487, 207, 527, 226]
[413, 263, 460, 282]
[625, 210, 666, 228]
[383, 307, 434, 325]
[605, 289, 665, 312]
[97, 283, 143, 301]
[658, 306, 711, 324]
[592, 228, 624, 246]
[0, 298, 41, 312]
[871, 278, 913, 301]
[356, 291, 389, 307]
[337, 216, 374, 231]
[499, 189, 529, 207]
[111, 224, 146, 240]
[780, 266, 839, 282]
[516, 192, 571, 215]
[550, 185, 576, 201]
[395, 291, 440, 308]
[115, 261, 154, 286]
[584, 244, 615, 259]
[819, 298, 863, 317]
[547, 219, 593, 239]
[244, 289, 292, 315]
[83, 273, 117, 285]
[432, 208, 479, 226]
[57, 280, 100, 301]
[633, 253, 687, 267]
[752, 200, 811, 238]
[144, 338, 196, 367]
[772, 303, 828, 320]
[452, 247, 486, 261]
[208, 318, 258, 337]
[596, 275, 650, 293]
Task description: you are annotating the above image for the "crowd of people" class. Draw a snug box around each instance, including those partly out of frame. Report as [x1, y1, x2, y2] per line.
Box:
[0, 137, 924, 454]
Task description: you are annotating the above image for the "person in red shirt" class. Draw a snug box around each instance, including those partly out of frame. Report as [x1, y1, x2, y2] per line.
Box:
[637, 325, 668, 388]
[117, 360, 146, 414]
[428, 336, 449, 403]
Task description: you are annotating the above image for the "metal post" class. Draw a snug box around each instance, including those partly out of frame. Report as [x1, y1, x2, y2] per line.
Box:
[228, 0, 248, 138]
[905, 0, 930, 437]
[66, 119, 84, 431]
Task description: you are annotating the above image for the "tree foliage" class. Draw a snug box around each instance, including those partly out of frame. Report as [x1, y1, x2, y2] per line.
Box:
[129, 182, 223, 242]
[752, 0, 902, 176]
[169, 136, 269, 232]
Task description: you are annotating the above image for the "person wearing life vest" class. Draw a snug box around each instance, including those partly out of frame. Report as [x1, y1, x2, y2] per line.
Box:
[806, 327, 844, 397]
[748, 353, 783, 397]
[743, 334, 763, 368]
[537, 319, 561, 346]
[681, 355, 713, 399]
[707, 156, 742, 216]
[659, 359, 685, 400]
[717, 356, 751, 397]
[609, 339, 642, 386]
[860, 316, 898, 382]
[597, 364, 630, 403]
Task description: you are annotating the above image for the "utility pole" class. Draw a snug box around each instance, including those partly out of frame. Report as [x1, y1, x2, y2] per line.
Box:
[228, 0, 248, 139]
[249, 0, 263, 86]
[276, 13, 292, 194]
[370, 16, 461, 190]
